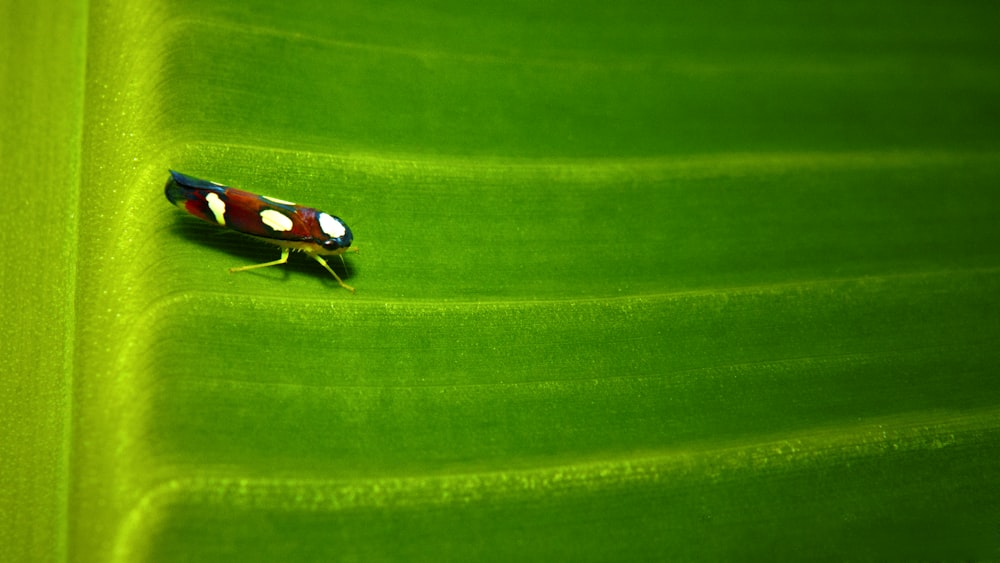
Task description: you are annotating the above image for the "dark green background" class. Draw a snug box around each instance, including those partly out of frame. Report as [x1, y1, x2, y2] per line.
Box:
[3, 0, 1000, 561]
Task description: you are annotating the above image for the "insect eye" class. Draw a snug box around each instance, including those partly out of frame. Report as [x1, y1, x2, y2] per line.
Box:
[321, 238, 347, 251]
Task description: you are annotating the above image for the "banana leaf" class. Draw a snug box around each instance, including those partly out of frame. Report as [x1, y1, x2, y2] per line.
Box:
[3, 0, 1000, 560]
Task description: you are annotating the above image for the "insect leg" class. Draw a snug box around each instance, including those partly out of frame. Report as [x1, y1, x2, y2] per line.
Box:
[228, 248, 291, 274]
[310, 254, 356, 293]
[338, 246, 360, 267]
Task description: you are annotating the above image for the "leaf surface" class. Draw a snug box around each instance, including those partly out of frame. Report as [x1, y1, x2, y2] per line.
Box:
[4, 0, 1000, 561]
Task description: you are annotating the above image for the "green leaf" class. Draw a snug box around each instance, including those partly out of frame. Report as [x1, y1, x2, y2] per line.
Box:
[4, 0, 1000, 561]
[1, 1, 84, 562]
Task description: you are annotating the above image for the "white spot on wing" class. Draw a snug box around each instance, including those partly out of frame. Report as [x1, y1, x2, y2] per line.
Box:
[260, 208, 294, 231]
[205, 192, 226, 226]
[262, 195, 296, 206]
[318, 213, 346, 238]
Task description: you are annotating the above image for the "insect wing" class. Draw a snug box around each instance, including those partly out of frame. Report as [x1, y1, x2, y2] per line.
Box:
[165, 171, 229, 226]
[165, 170, 314, 241]
[222, 189, 315, 241]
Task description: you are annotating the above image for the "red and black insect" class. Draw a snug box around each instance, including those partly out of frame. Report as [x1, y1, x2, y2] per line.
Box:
[165, 170, 357, 292]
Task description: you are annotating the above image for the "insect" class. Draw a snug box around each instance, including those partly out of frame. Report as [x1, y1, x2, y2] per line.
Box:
[165, 170, 357, 292]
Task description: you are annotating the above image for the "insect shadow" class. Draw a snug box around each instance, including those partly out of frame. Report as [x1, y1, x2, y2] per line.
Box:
[168, 219, 358, 284]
